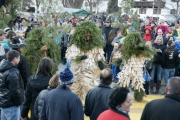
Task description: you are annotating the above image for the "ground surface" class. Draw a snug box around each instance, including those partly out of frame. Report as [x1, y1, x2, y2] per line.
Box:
[57, 63, 164, 120]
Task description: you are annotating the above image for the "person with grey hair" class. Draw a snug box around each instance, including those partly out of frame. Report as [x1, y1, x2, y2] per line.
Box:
[84, 68, 113, 120]
[141, 77, 180, 120]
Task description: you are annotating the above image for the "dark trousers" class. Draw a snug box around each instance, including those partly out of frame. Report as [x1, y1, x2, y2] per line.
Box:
[61, 47, 67, 64]
[143, 82, 149, 95]
[104, 45, 113, 63]
[175, 66, 180, 76]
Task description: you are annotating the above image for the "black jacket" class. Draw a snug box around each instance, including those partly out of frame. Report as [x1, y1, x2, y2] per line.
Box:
[21, 75, 52, 120]
[34, 86, 52, 120]
[0, 53, 30, 89]
[141, 94, 180, 120]
[61, 33, 71, 48]
[152, 43, 166, 65]
[162, 49, 179, 69]
[41, 85, 84, 120]
[84, 84, 113, 120]
[0, 59, 24, 108]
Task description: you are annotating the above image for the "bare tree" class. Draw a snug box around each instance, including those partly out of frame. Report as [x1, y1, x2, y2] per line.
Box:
[67, 0, 84, 8]
[35, 0, 41, 12]
[62, 0, 69, 7]
[86, 0, 103, 12]
[164, 0, 180, 25]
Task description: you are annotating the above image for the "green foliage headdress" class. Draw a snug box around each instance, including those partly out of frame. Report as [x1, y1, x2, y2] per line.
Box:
[69, 21, 104, 52]
[120, 32, 154, 62]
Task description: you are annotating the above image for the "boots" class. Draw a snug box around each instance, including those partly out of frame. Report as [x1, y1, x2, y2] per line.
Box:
[155, 81, 161, 94]
[143, 81, 149, 95]
[150, 80, 154, 94]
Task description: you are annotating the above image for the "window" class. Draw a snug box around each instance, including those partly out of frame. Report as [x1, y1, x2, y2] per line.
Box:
[170, 9, 177, 14]
[153, 8, 161, 14]
[139, 8, 146, 14]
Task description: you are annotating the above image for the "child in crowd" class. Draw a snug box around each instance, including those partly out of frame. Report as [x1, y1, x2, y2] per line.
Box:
[110, 43, 122, 82]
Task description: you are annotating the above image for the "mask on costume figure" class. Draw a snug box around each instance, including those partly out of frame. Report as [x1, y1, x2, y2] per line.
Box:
[85, 31, 92, 40]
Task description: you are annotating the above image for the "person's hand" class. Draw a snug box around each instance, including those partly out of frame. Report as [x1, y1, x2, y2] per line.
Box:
[40, 45, 48, 51]
[158, 49, 162, 52]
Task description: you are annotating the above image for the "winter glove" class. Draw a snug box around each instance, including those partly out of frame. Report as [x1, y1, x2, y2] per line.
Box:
[98, 61, 104, 70]
[112, 58, 122, 66]
[116, 59, 122, 65]
[75, 55, 88, 63]
[137, 46, 145, 50]
[80, 55, 88, 60]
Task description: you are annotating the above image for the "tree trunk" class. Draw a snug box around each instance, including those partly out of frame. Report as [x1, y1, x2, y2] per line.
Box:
[67, 0, 84, 8]
[36, 0, 40, 11]
[62, 0, 68, 7]
[175, 1, 179, 26]
[87, 0, 93, 12]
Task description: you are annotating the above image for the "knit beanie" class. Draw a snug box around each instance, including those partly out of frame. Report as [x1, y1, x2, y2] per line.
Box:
[59, 61, 74, 89]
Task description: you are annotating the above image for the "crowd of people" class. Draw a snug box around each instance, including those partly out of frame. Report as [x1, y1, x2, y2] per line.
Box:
[0, 9, 180, 120]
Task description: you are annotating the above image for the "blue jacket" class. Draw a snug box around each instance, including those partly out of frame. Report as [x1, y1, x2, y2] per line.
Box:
[41, 85, 84, 120]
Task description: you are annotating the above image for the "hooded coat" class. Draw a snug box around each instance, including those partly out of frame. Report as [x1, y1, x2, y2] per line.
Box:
[21, 75, 52, 120]
[143, 26, 152, 41]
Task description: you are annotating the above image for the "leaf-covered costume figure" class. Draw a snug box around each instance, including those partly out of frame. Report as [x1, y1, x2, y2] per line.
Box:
[66, 21, 105, 104]
[22, 27, 61, 74]
[116, 32, 154, 101]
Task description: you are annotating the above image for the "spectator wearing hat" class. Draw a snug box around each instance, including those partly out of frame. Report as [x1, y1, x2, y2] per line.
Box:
[0, 30, 6, 57]
[103, 19, 114, 62]
[84, 68, 113, 120]
[21, 57, 54, 120]
[162, 42, 179, 85]
[167, 23, 178, 40]
[34, 74, 59, 120]
[143, 26, 152, 44]
[41, 61, 84, 120]
[7, 36, 30, 89]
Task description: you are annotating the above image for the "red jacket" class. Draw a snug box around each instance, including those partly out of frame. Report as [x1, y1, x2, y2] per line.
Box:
[143, 26, 152, 41]
[97, 109, 130, 120]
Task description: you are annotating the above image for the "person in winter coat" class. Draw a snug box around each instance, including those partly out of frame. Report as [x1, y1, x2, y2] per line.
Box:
[0, 50, 24, 120]
[141, 77, 180, 120]
[21, 57, 54, 120]
[150, 36, 166, 94]
[40, 61, 84, 120]
[61, 32, 71, 65]
[143, 26, 152, 45]
[0, 34, 31, 90]
[153, 28, 167, 45]
[162, 42, 179, 85]
[111, 30, 123, 46]
[103, 19, 113, 62]
[97, 87, 132, 120]
[34, 74, 59, 120]
[84, 68, 113, 120]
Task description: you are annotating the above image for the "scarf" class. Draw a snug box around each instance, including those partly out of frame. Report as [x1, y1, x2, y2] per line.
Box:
[116, 107, 130, 118]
